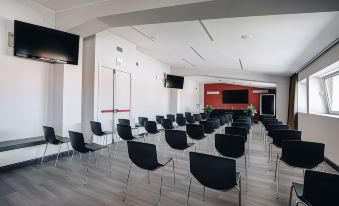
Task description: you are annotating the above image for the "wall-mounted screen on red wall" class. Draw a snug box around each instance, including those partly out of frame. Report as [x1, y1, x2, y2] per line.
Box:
[222, 90, 248, 103]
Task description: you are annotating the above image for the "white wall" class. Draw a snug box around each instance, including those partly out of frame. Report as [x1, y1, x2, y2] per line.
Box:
[170, 67, 290, 123]
[178, 78, 200, 114]
[299, 113, 339, 165]
[82, 31, 171, 138]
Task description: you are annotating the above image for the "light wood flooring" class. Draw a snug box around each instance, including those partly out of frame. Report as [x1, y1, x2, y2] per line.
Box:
[0, 125, 336, 206]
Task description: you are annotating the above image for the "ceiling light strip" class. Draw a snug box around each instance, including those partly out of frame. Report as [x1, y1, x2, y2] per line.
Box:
[191, 47, 205, 61]
[198, 20, 214, 42]
[182, 58, 196, 67]
[130, 26, 154, 42]
[239, 59, 244, 71]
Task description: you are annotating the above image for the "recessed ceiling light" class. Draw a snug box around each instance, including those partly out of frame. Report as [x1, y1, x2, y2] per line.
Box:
[241, 34, 253, 40]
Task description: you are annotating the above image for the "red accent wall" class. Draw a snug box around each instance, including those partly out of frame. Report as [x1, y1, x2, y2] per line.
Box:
[204, 83, 261, 119]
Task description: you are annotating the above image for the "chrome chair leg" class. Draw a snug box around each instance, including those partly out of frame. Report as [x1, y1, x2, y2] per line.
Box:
[245, 155, 248, 192]
[66, 142, 70, 156]
[186, 176, 193, 206]
[66, 150, 75, 175]
[107, 146, 112, 175]
[275, 155, 280, 199]
[54, 144, 62, 169]
[122, 163, 133, 202]
[158, 167, 164, 205]
[114, 140, 119, 158]
[202, 186, 206, 201]
[84, 151, 92, 185]
[172, 160, 176, 186]
[289, 185, 294, 206]
[147, 171, 150, 184]
[41, 143, 48, 165]
[238, 176, 242, 206]
[93, 151, 97, 167]
[268, 143, 272, 163]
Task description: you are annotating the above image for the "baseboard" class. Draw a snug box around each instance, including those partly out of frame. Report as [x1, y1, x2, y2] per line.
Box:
[324, 157, 339, 173]
[0, 150, 73, 173]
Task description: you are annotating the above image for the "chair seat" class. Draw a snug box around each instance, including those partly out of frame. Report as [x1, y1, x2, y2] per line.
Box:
[292, 182, 304, 198]
[56, 136, 70, 143]
[103, 131, 113, 135]
[85, 143, 106, 151]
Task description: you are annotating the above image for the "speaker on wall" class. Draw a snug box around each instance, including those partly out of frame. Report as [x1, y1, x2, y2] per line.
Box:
[260, 94, 275, 115]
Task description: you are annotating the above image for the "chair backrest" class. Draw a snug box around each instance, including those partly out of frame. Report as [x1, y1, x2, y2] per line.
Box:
[127, 141, 159, 171]
[193, 114, 202, 122]
[207, 118, 220, 129]
[225, 126, 248, 142]
[118, 119, 130, 126]
[303, 170, 339, 206]
[90, 121, 105, 136]
[189, 152, 237, 191]
[200, 113, 207, 120]
[167, 114, 175, 122]
[156, 115, 164, 124]
[217, 116, 226, 126]
[176, 113, 184, 117]
[186, 115, 195, 124]
[281, 141, 325, 169]
[271, 129, 301, 147]
[236, 118, 251, 125]
[185, 112, 191, 119]
[69, 131, 89, 153]
[42, 126, 58, 144]
[215, 134, 245, 158]
[199, 121, 215, 134]
[165, 130, 189, 150]
[267, 124, 289, 137]
[117, 124, 134, 140]
[144, 121, 159, 134]
[231, 122, 250, 132]
[176, 116, 187, 127]
[138, 117, 148, 127]
[161, 118, 174, 129]
[186, 124, 205, 140]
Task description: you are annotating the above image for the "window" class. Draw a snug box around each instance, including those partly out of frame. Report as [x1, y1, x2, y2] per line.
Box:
[323, 72, 339, 114]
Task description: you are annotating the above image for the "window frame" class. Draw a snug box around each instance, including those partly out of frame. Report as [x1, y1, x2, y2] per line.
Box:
[322, 70, 339, 115]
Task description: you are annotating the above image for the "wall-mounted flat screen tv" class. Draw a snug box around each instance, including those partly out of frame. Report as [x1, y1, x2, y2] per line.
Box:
[222, 90, 248, 103]
[14, 20, 80, 65]
[165, 74, 184, 89]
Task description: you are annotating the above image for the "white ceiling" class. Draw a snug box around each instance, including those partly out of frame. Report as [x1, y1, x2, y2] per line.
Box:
[187, 76, 277, 88]
[30, 0, 108, 12]
[110, 12, 339, 76]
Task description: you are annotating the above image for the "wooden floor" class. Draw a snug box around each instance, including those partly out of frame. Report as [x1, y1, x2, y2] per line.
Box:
[0, 125, 336, 206]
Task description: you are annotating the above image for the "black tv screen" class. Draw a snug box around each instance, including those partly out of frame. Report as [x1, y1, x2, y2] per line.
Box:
[14, 20, 80, 65]
[165, 74, 184, 89]
[222, 90, 248, 103]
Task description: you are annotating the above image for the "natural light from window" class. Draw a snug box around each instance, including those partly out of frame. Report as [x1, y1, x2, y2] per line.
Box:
[324, 73, 339, 113]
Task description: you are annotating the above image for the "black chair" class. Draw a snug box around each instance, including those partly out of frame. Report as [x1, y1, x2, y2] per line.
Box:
[186, 124, 206, 149]
[215, 134, 248, 190]
[200, 112, 207, 120]
[176, 113, 184, 117]
[289, 170, 339, 206]
[187, 152, 241, 205]
[116, 124, 144, 156]
[156, 115, 165, 125]
[144, 120, 161, 143]
[90, 121, 113, 146]
[215, 116, 226, 127]
[207, 118, 220, 130]
[164, 130, 194, 159]
[123, 141, 175, 204]
[236, 118, 251, 125]
[185, 112, 191, 119]
[138, 117, 148, 127]
[161, 118, 174, 130]
[193, 114, 202, 122]
[176, 116, 187, 128]
[186, 115, 195, 124]
[265, 124, 289, 148]
[269, 129, 301, 162]
[167, 114, 176, 123]
[225, 127, 248, 142]
[232, 122, 250, 134]
[68, 131, 112, 185]
[199, 121, 215, 135]
[118, 119, 130, 126]
[275, 141, 325, 197]
[41, 126, 70, 168]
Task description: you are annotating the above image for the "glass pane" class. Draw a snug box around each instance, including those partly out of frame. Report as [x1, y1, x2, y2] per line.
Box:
[325, 74, 339, 112]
